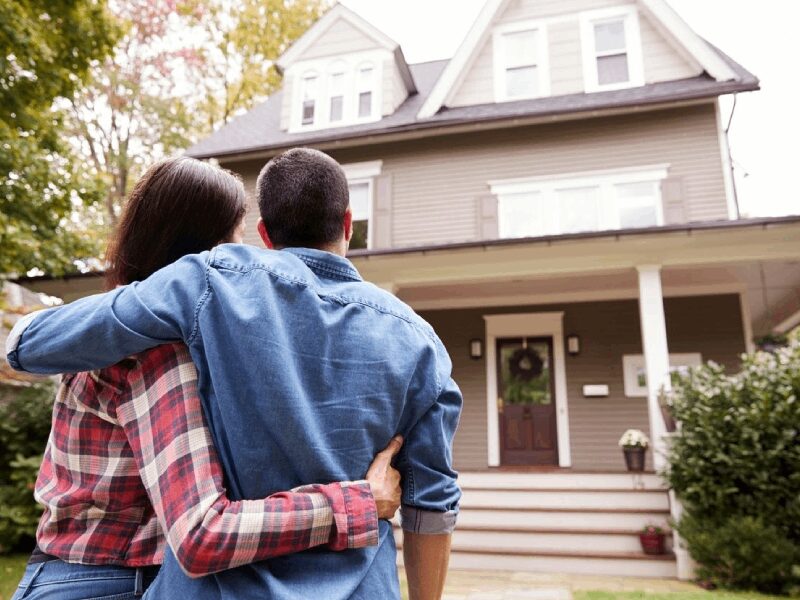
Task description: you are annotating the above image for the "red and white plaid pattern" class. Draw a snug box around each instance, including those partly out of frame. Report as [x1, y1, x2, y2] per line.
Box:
[34, 343, 378, 576]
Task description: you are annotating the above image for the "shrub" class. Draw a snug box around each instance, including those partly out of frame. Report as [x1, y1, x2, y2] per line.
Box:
[666, 339, 800, 594]
[0, 381, 54, 553]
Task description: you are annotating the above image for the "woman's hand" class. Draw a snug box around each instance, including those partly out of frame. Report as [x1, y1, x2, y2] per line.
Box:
[365, 435, 404, 519]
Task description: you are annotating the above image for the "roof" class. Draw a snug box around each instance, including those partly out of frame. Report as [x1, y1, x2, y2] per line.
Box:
[187, 2, 758, 161]
[188, 51, 757, 161]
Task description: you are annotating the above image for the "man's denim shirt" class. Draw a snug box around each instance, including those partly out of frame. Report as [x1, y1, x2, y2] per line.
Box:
[7, 245, 462, 600]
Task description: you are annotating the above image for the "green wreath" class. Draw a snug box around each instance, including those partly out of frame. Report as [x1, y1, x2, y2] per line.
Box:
[508, 346, 544, 382]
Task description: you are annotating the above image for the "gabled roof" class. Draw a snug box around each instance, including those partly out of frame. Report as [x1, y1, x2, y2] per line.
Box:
[276, 3, 416, 95]
[186, 54, 757, 160]
[418, 0, 740, 118]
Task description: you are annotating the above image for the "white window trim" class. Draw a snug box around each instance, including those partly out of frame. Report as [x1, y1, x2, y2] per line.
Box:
[492, 19, 551, 103]
[490, 165, 669, 238]
[343, 161, 382, 250]
[288, 50, 386, 133]
[579, 5, 645, 93]
[484, 312, 571, 468]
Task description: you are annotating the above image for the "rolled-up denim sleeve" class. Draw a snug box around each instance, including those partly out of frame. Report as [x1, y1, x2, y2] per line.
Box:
[6, 253, 210, 375]
[398, 342, 463, 535]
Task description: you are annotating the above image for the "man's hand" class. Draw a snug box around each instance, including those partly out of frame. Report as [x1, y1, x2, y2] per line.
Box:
[365, 435, 403, 519]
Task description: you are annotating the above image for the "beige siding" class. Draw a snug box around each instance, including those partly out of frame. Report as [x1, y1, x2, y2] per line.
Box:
[450, 0, 699, 107]
[280, 77, 294, 131]
[383, 57, 408, 116]
[419, 294, 745, 471]
[224, 106, 728, 250]
[295, 18, 378, 61]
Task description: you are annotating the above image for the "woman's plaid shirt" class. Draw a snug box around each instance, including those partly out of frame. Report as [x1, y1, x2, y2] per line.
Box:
[33, 343, 378, 577]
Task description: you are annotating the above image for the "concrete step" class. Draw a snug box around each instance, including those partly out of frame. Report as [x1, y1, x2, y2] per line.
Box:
[394, 526, 670, 554]
[460, 489, 670, 511]
[458, 472, 667, 491]
[456, 507, 670, 531]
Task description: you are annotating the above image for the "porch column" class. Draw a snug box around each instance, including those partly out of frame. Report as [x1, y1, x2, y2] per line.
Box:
[636, 265, 670, 472]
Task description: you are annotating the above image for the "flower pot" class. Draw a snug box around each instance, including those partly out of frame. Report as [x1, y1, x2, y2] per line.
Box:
[623, 446, 646, 472]
[639, 532, 666, 555]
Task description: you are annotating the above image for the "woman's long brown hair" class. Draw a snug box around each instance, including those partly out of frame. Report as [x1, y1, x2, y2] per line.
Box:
[105, 157, 247, 289]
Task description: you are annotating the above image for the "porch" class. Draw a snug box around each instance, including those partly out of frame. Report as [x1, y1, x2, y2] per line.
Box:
[355, 216, 800, 578]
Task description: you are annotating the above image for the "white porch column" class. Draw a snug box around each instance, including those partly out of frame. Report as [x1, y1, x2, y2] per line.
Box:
[636, 265, 670, 472]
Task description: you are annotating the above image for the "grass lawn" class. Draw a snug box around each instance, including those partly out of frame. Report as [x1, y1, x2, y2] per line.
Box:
[575, 592, 786, 600]
[0, 554, 26, 600]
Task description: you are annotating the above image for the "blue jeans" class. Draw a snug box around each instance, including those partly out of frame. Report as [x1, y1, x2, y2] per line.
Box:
[11, 559, 159, 600]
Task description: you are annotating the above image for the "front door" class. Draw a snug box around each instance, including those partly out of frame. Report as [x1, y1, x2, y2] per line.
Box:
[496, 337, 559, 466]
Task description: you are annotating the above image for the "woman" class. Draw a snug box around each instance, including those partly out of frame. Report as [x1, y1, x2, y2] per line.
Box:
[12, 157, 401, 600]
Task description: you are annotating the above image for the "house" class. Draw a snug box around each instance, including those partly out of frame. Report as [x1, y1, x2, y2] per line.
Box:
[19, 0, 800, 580]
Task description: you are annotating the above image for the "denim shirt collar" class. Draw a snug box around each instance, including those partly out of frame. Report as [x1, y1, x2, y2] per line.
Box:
[282, 247, 363, 283]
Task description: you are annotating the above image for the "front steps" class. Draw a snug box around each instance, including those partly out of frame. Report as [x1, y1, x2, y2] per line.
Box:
[395, 471, 677, 579]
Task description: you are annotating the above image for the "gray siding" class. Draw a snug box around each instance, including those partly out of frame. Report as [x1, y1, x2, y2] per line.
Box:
[295, 18, 378, 61]
[450, 0, 698, 107]
[419, 294, 746, 472]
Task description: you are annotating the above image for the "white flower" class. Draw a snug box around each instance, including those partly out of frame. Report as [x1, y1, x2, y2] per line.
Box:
[618, 429, 650, 448]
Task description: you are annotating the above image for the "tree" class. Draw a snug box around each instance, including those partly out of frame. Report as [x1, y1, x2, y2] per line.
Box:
[0, 0, 117, 277]
[69, 0, 329, 227]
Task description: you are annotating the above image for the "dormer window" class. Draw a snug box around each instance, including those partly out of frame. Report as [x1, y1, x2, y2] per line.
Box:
[493, 21, 550, 102]
[301, 74, 318, 125]
[580, 6, 644, 92]
[357, 65, 375, 118]
[290, 53, 384, 131]
[328, 70, 345, 123]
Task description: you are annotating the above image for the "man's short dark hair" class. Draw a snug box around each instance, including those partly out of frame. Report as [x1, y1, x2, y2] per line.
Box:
[256, 148, 349, 249]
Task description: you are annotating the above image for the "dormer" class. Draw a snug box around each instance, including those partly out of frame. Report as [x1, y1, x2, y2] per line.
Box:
[277, 4, 416, 133]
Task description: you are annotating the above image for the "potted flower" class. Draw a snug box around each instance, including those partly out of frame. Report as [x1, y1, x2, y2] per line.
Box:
[618, 429, 650, 472]
[639, 524, 667, 555]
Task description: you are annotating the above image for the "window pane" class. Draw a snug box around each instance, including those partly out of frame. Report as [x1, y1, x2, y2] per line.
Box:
[499, 192, 541, 238]
[351, 220, 368, 250]
[302, 100, 315, 125]
[358, 91, 372, 117]
[504, 29, 538, 68]
[506, 65, 538, 98]
[349, 181, 370, 221]
[557, 186, 600, 233]
[330, 96, 343, 122]
[616, 182, 659, 229]
[597, 53, 629, 85]
[594, 20, 626, 53]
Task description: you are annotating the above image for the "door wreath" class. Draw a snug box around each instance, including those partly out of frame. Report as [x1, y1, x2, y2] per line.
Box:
[508, 346, 544, 381]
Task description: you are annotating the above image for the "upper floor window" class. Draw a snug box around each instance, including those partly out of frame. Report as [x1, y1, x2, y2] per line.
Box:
[490, 166, 667, 239]
[493, 21, 550, 102]
[342, 160, 383, 250]
[357, 64, 375, 118]
[301, 74, 318, 125]
[328, 70, 346, 123]
[580, 6, 644, 92]
[291, 54, 382, 131]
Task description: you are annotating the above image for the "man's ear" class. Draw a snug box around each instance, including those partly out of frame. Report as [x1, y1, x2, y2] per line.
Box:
[344, 209, 353, 243]
[257, 218, 274, 249]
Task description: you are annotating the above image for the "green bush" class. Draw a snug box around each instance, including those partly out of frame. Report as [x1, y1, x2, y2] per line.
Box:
[0, 381, 54, 554]
[666, 339, 800, 594]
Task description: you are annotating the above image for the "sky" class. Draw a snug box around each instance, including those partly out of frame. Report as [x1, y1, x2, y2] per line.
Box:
[339, 0, 800, 218]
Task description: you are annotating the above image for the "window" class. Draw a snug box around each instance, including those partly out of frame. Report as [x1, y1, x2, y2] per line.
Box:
[491, 166, 667, 239]
[342, 161, 382, 250]
[493, 22, 549, 102]
[504, 30, 539, 98]
[328, 71, 345, 122]
[357, 65, 374, 119]
[301, 74, 318, 125]
[348, 180, 371, 249]
[580, 6, 643, 92]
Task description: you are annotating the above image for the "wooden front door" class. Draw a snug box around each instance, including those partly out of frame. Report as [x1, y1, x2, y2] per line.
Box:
[496, 337, 559, 466]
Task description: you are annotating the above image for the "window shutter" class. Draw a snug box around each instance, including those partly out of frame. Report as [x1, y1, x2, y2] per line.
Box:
[478, 194, 499, 239]
[372, 174, 393, 249]
[661, 177, 686, 225]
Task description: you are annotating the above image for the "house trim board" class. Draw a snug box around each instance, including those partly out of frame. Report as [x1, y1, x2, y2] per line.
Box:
[715, 99, 739, 220]
[483, 312, 572, 468]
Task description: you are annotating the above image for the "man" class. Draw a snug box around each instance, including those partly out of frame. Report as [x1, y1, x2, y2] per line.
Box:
[7, 148, 462, 600]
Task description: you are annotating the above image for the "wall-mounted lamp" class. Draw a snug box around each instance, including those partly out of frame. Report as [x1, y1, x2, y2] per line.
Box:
[469, 338, 483, 360]
[567, 334, 581, 356]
